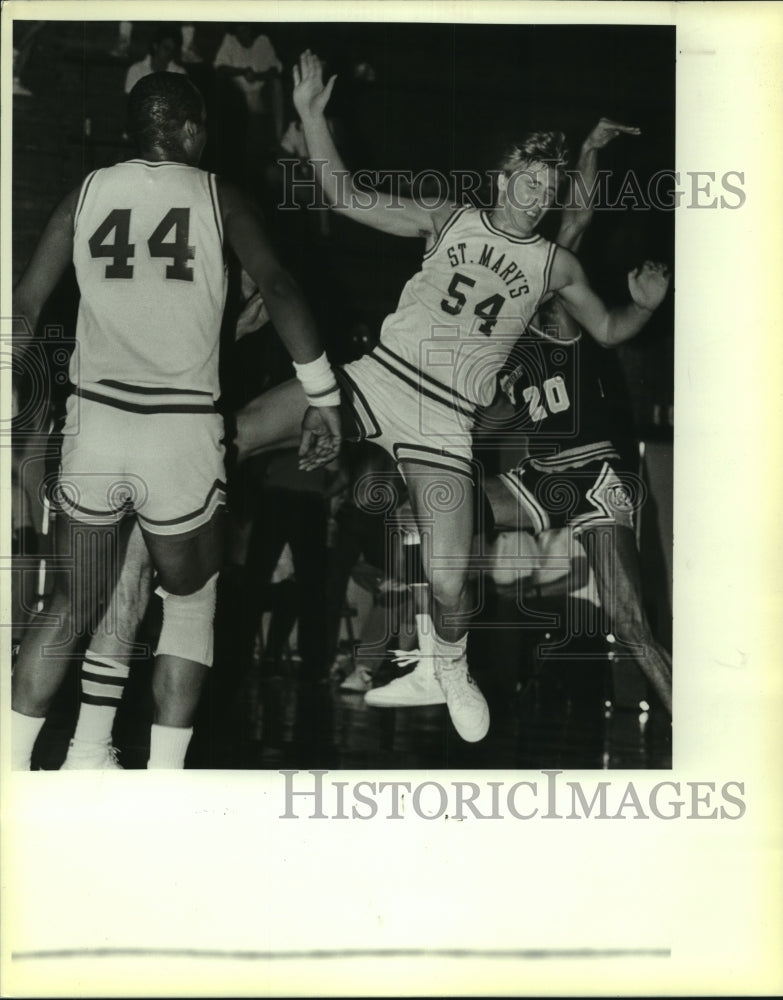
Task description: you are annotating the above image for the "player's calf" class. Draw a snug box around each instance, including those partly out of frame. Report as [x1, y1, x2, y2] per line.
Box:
[148, 572, 218, 767]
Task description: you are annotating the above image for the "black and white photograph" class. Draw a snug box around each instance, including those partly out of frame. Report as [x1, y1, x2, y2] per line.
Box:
[8, 16, 676, 773]
[2, 1, 781, 996]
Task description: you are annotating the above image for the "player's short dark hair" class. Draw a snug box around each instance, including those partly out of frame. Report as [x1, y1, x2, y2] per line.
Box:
[127, 72, 204, 154]
[499, 131, 569, 177]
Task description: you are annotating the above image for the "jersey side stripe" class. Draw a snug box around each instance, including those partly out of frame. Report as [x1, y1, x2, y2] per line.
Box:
[374, 342, 475, 408]
[208, 173, 224, 247]
[542, 241, 556, 298]
[369, 351, 476, 420]
[74, 386, 216, 414]
[73, 170, 99, 231]
[98, 379, 213, 397]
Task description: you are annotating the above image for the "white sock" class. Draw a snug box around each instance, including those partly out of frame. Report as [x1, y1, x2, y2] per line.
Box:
[118, 21, 132, 43]
[148, 724, 193, 769]
[12, 710, 46, 771]
[181, 25, 195, 47]
[415, 613, 434, 658]
[70, 704, 117, 748]
[432, 631, 468, 661]
[71, 650, 130, 746]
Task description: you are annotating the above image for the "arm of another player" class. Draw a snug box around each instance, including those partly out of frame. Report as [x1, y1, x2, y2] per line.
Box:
[13, 186, 79, 388]
[13, 187, 79, 335]
[550, 246, 670, 347]
[292, 49, 453, 240]
[218, 179, 341, 468]
[557, 117, 640, 253]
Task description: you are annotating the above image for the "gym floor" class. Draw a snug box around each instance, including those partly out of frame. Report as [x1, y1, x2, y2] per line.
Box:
[28, 590, 672, 772]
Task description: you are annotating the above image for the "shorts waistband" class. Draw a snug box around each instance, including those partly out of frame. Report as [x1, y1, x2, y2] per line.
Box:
[75, 381, 217, 414]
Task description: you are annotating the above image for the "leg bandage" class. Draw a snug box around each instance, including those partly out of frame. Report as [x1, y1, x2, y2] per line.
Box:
[155, 573, 218, 667]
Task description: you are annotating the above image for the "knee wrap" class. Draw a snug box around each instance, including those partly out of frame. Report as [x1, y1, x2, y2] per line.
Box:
[155, 572, 218, 667]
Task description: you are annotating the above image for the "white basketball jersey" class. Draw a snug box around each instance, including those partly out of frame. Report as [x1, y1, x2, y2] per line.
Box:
[72, 160, 227, 400]
[378, 206, 556, 409]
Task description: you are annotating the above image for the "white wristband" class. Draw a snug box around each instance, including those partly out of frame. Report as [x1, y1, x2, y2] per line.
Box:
[292, 352, 340, 408]
[306, 388, 341, 408]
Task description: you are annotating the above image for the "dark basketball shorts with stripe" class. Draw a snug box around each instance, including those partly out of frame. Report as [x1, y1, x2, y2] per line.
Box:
[56, 384, 226, 536]
[336, 348, 476, 482]
[498, 456, 642, 534]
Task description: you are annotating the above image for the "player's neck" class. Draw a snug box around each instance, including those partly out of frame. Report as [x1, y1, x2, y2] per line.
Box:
[139, 145, 189, 165]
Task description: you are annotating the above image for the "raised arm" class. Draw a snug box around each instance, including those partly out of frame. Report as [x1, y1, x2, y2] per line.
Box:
[557, 117, 640, 253]
[292, 49, 452, 240]
[550, 246, 670, 347]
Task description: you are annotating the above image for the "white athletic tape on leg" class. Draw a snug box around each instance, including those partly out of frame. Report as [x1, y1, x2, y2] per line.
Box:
[155, 573, 218, 667]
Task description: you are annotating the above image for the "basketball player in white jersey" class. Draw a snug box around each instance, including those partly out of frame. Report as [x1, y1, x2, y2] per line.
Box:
[11, 72, 341, 770]
[232, 52, 670, 744]
[370, 118, 673, 716]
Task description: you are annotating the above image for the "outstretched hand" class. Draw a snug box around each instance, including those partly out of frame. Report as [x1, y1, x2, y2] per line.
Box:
[298, 404, 342, 471]
[628, 261, 671, 313]
[583, 117, 641, 151]
[292, 49, 337, 120]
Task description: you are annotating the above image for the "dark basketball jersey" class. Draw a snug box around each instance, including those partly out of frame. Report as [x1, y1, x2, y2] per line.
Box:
[498, 298, 618, 471]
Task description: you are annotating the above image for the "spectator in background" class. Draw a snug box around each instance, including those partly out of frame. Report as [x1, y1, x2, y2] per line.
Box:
[13, 20, 46, 98]
[214, 24, 284, 194]
[124, 24, 187, 94]
[112, 22, 202, 64]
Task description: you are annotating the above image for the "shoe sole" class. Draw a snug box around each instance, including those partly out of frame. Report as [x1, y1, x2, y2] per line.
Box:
[365, 691, 446, 708]
[442, 685, 490, 742]
[447, 707, 490, 742]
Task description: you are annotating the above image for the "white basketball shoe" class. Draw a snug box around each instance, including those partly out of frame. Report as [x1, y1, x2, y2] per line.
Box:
[364, 650, 446, 707]
[434, 653, 490, 743]
[60, 739, 123, 770]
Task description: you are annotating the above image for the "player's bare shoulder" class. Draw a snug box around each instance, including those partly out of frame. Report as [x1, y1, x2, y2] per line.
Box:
[547, 242, 583, 293]
[213, 175, 256, 225]
[421, 200, 465, 249]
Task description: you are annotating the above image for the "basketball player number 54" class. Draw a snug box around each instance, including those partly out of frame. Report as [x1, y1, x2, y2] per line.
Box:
[440, 272, 505, 336]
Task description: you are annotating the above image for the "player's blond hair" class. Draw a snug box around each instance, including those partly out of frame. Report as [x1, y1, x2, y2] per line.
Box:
[499, 131, 569, 178]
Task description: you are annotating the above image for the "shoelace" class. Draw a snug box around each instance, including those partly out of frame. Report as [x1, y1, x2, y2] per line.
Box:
[433, 656, 476, 693]
[390, 649, 421, 668]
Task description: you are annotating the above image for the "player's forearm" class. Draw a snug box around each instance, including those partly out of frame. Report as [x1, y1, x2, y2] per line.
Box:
[261, 271, 323, 363]
[597, 301, 654, 346]
[297, 109, 353, 210]
[12, 288, 42, 337]
[558, 143, 598, 251]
